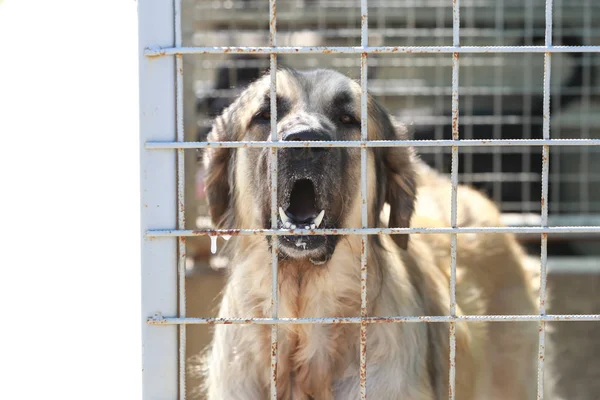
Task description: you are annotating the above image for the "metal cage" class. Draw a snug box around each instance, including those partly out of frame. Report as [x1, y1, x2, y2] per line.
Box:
[138, 0, 600, 399]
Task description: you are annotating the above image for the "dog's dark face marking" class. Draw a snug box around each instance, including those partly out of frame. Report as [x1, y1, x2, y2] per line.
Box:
[204, 69, 416, 265]
[253, 70, 361, 263]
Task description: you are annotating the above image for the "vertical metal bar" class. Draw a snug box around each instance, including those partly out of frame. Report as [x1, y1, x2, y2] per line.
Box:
[538, 0, 553, 398]
[269, 0, 278, 398]
[405, 0, 415, 113]
[138, 1, 178, 399]
[174, 1, 186, 399]
[551, 0, 561, 215]
[360, 0, 369, 397]
[523, 0, 534, 212]
[463, 5, 474, 184]
[449, 0, 460, 398]
[492, 0, 503, 206]
[434, 4, 445, 172]
[581, 0, 592, 214]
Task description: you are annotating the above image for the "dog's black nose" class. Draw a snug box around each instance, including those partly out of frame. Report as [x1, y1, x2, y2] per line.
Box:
[283, 130, 331, 159]
[283, 130, 331, 142]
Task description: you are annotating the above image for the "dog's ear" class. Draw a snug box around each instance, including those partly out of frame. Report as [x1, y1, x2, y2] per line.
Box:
[369, 96, 417, 250]
[203, 114, 237, 228]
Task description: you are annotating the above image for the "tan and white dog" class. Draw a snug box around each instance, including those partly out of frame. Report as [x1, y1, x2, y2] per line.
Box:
[201, 68, 538, 399]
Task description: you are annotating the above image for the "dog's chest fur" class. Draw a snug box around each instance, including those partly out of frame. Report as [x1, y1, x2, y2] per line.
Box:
[227, 237, 365, 399]
[227, 237, 430, 399]
[208, 231, 506, 400]
[252, 241, 362, 399]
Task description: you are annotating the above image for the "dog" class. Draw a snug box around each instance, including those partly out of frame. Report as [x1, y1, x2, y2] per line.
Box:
[201, 68, 538, 399]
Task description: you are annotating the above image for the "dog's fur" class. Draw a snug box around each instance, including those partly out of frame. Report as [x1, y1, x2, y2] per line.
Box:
[201, 68, 538, 399]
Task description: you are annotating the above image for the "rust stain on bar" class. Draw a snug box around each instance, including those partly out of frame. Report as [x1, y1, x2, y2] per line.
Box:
[146, 138, 600, 150]
[359, 321, 368, 382]
[146, 314, 600, 325]
[271, 332, 278, 377]
[145, 45, 600, 57]
[174, 225, 600, 238]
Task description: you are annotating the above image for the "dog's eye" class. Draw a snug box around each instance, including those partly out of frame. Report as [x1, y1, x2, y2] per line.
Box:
[339, 114, 358, 125]
[254, 111, 271, 123]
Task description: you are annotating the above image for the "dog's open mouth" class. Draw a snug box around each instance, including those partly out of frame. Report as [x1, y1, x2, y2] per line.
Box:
[277, 179, 331, 264]
[279, 179, 325, 229]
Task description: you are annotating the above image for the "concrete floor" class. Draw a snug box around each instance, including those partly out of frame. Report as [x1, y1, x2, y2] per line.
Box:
[184, 260, 600, 399]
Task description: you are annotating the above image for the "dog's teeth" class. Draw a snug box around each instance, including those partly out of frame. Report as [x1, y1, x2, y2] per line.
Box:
[284, 221, 291, 228]
[310, 224, 316, 229]
[305, 226, 310, 229]
[290, 224, 296, 229]
[279, 207, 289, 224]
[314, 210, 325, 227]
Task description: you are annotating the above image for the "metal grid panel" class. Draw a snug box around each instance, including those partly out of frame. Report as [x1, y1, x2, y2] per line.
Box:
[139, 0, 600, 399]
[187, 0, 600, 217]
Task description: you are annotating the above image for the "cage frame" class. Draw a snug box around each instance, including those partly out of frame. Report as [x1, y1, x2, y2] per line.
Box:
[138, 0, 600, 399]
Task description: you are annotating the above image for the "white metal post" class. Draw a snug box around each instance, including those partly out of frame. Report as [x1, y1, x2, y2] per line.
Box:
[138, 1, 178, 399]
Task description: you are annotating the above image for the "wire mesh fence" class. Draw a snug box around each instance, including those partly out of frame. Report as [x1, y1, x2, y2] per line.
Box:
[139, 0, 600, 399]
[190, 0, 600, 216]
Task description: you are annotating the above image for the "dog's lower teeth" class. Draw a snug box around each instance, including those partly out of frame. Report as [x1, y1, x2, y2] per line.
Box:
[279, 208, 324, 230]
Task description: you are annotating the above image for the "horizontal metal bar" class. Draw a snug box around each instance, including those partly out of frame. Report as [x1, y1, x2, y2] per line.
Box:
[146, 139, 600, 150]
[146, 45, 600, 56]
[146, 226, 600, 237]
[147, 314, 600, 325]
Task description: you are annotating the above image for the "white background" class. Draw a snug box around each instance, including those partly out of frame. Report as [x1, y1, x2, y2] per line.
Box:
[0, 0, 141, 398]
